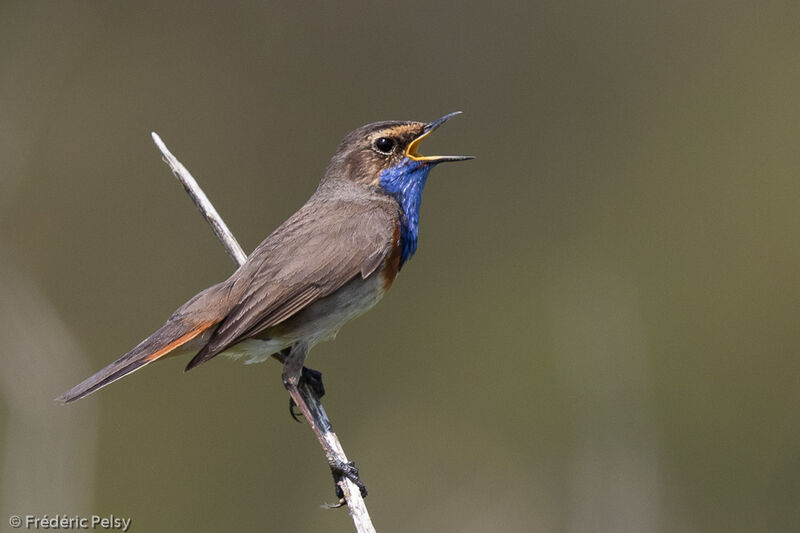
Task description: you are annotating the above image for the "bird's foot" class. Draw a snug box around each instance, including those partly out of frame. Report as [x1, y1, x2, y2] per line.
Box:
[324, 459, 367, 507]
[289, 366, 326, 422]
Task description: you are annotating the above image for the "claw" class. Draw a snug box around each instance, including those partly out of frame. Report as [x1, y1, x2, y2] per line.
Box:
[289, 397, 303, 423]
[329, 459, 368, 501]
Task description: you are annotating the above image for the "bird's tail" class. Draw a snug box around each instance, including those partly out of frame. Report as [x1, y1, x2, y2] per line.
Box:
[57, 319, 217, 404]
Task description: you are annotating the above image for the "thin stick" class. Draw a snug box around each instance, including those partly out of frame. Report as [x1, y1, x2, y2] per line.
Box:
[151, 132, 248, 266]
[151, 132, 376, 533]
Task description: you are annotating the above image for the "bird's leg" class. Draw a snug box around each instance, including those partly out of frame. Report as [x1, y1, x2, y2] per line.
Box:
[290, 366, 326, 421]
[281, 344, 367, 501]
[272, 349, 326, 421]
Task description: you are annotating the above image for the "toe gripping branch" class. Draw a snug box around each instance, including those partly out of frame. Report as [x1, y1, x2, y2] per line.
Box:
[290, 366, 368, 503]
[289, 366, 326, 422]
[280, 351, 369, 505]
[327, 459, 368, 507]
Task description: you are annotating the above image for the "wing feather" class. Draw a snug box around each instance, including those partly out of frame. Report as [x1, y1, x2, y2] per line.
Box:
[185, 193, 397, 370]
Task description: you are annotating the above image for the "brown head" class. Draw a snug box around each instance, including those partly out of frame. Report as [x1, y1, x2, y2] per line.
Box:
[321, 112, 473, 188]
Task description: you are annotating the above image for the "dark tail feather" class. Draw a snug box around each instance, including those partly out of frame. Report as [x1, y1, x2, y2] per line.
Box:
[57, 320, 215, 404]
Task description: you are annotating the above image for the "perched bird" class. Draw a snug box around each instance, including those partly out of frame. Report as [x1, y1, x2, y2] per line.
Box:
[58, 111, 472, 494]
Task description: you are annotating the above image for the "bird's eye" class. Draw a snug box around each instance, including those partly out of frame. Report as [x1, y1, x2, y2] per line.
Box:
[374, 137, 395, 154]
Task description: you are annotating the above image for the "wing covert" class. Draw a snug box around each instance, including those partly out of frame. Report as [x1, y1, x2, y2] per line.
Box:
[185, 196, 398, 370]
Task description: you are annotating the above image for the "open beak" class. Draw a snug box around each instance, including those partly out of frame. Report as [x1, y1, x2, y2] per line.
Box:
[406, 111, 474, 163]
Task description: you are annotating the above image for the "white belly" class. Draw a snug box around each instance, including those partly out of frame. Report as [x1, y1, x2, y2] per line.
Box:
[219, 271, 389, 364]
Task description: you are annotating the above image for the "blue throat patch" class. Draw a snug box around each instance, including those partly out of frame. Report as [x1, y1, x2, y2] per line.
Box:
[379, 158, 433, 268]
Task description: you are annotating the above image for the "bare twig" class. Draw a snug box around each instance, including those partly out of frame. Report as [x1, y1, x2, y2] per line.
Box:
[151, 132, 248, 266]
[151, 132, 376, 533]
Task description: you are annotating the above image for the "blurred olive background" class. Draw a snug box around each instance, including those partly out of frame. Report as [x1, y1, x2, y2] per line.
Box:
[2, 1, 800, 532]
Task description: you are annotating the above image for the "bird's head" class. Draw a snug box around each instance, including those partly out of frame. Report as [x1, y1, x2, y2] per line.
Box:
[322, 112, 472, 265]
[323, 111, 473, 189]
